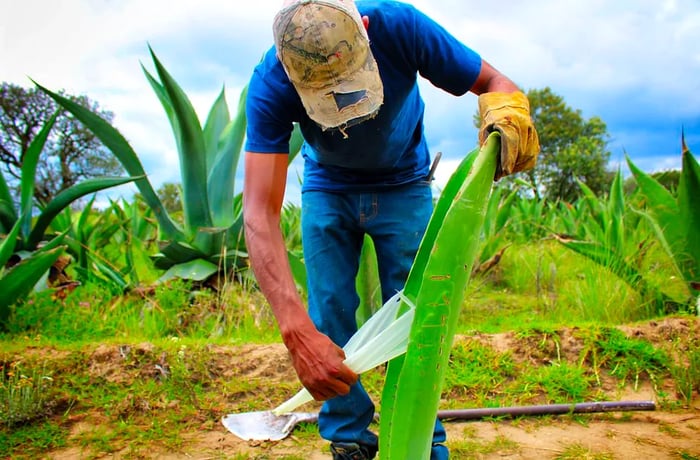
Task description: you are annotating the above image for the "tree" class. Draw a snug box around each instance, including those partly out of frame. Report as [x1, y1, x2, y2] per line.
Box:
[133, 182, 184, 219]
[527, 87, 613, 202]
[156, 182, 183, 215]
[0, 82, 122, 205]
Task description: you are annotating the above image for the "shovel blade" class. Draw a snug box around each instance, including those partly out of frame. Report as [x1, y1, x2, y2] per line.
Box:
[221, 410, 318, 441]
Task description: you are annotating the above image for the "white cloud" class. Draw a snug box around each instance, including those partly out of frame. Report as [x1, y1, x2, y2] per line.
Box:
[1, 0, 698, 205]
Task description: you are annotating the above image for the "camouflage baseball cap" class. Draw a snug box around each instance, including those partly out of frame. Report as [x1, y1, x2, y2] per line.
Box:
[273, 0, 384, 131]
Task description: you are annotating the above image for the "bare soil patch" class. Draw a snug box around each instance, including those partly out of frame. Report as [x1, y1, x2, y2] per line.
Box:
[6, 317, 700, 459]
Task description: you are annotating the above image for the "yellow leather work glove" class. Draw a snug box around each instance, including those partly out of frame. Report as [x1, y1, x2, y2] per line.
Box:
[478, 91, 540, 180]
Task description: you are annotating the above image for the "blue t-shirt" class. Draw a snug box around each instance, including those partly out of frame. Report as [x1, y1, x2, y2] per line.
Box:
[245, 0, 482, 192]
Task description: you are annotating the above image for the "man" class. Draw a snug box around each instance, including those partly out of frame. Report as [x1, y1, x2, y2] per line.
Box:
[243, 1, 539, 458]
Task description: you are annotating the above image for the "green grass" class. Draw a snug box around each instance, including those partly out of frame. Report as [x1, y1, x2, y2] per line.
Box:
[443, 340, 517, 407]
[522, 362, 594, 403]
[1, 361, 56, 427]
[460, 240, 676, 333]
[578, 327, 669, 389]
[448, 432, 520, 458]
[2, 278, 281, 346]
[0, 232, 696, 458]
[670, 340, 700, 405]
[0, 420, 68, 456]
[556, 443, 614, 459]
[0, 335, 281, 458]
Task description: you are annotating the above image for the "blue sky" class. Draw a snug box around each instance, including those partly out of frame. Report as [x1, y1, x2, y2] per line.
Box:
[2, 0, 699, 204]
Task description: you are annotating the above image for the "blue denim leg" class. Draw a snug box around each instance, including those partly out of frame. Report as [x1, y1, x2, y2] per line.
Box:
[302, 190, 377, 447]
[301, 184, 448, 455]
[431, 441, 449, 460]
[362, 183, 433, 303]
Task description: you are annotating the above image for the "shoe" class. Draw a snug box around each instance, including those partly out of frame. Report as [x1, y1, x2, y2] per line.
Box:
[330, 442, 378, 460]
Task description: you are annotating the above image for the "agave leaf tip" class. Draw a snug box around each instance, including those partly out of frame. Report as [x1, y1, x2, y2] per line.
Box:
[681, 128, 689, 155]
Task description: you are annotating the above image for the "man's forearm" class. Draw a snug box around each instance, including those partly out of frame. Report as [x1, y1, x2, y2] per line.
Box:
[470, 59, 520, 95]
[244, 215, 314, 339]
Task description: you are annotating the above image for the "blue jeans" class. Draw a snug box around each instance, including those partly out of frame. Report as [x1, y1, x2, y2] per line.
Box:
[301, 183, 448, 460]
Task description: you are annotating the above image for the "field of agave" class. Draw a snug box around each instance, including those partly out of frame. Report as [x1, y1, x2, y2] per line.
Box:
[0, 49, 698, 459]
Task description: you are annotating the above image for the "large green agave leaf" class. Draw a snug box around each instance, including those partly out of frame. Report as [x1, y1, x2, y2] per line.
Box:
[158, 258, 219, 283]
[677, 142, 700, 289]
[208, 85, 247, 229]
[626, 155, 682, 248]
[203, 86, 232, 172]
[379, 134, 499, 460]
[147, 46, 211, 233]
[19, 111, 59, 240]
[34, 82, 181, 239]
[0, 245, 65, 329]
[141, 64, 178, 147]
[627, 141, 700, 296]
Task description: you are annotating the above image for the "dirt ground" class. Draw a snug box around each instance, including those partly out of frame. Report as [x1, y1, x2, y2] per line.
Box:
[15, 317, 700, 459]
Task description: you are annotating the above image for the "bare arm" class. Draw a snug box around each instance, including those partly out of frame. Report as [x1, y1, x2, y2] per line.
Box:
[242, 152, 358, 400]
[469, 59, 520, 95]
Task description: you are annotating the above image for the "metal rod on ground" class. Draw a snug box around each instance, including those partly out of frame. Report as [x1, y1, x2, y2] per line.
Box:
[436, 400, 656, 421]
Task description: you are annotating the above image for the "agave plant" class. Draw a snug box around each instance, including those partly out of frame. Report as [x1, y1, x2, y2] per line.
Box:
[553, 166, 680, 314]
[36, 47, 303, 283]
[550, 137, 700, 315]
[626, 137, 699, 311]
[0, 109, 137, 328]
[0, 112, 137, 253]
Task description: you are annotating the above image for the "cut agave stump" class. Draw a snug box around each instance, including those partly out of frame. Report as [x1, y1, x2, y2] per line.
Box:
[379, 133, 500, 460]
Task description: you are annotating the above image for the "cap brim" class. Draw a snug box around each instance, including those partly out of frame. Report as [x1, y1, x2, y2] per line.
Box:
[293, 55, 383, 130]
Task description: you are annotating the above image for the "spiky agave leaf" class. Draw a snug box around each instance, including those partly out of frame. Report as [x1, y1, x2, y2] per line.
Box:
[627, 137, 700, 302]
[379, 133, 499, 459]
[34, 82, 181, 240]
[0, 244, 66, 329]
[146, 46, 211, 234]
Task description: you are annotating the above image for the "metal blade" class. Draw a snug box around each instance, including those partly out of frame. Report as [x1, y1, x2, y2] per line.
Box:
[221, 410, 318, 441]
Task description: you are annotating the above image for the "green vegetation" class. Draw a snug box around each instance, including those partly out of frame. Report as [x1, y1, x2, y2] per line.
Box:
[0, 269, 697, 457]
[473, 86, 613, 202]
[0, 93, 136, 329]
[1, 361, 55, 427]
[0, 48, 698, 459]
[526, 87, 613, 203]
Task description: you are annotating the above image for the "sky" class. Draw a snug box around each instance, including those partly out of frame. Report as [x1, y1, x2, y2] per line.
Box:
[1, 0, 699, 204]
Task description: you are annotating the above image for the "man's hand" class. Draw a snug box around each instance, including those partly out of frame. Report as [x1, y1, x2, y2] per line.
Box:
[478, 91, 540, 180]
[284, 324, 358, 401]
